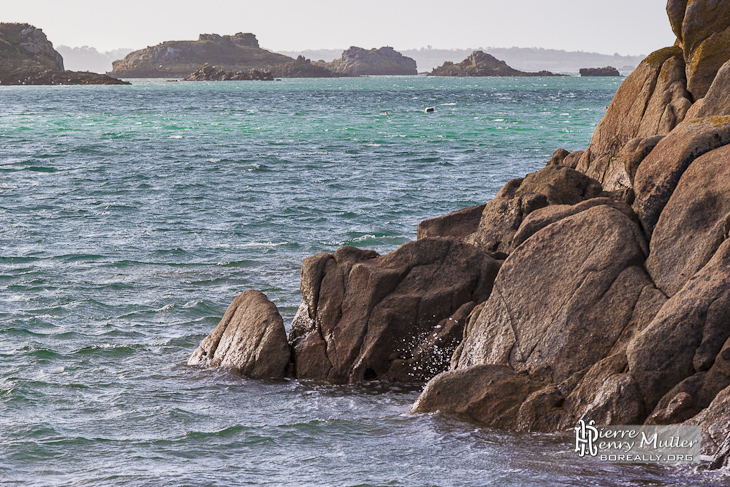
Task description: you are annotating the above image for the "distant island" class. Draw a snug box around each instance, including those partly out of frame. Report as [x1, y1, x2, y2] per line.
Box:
[110, 33, 291, 78]
[323, 47, 417, 76]
[279, 46, 645, 73]
[110, 34, 417, 78]
[0, 23, 128, 85]
[428, 51, 561, 77]
[579, 66, 621, 77]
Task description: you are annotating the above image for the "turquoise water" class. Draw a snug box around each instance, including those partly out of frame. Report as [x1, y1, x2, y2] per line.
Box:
[1, 76, 726, 486]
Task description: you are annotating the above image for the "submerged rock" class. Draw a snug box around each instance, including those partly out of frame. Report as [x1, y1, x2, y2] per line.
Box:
[188, 290, 290, 379]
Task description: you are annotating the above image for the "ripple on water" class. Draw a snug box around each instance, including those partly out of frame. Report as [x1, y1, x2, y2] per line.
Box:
[0, 77, 724, 486]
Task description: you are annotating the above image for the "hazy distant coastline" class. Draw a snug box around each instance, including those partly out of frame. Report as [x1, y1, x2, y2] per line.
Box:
[56, 44, 644, 75]
[279, 47, 645, 73]
[56, 46, 133, 73]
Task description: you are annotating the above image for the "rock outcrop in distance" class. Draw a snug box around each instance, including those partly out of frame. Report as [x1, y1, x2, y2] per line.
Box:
[110, 33, 292, 78]
[428, 51, 561, 77]
[579, 66, 621, 76]
[191, 0, 730, 469]
[0, 23, 129, 85]
[270, 56, 342, 78]
[325, 47, 418, 76]
[183, 64, 274, 81]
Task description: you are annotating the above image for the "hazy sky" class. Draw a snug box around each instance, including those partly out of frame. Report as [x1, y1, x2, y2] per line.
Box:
[5, 0, 676, 54]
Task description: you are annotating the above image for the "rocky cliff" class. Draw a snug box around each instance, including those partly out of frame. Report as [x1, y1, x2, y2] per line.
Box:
[0, 23, 63, 74]
[191, 0, 730, 468]
[326, 47, 417, 76]
[428, 51, 560, 77]
[110, 33, 292, 78]
[0, 23, 128, 85]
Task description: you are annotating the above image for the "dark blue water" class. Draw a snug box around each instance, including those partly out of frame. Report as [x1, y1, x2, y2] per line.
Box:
[1, 76, 727, 486]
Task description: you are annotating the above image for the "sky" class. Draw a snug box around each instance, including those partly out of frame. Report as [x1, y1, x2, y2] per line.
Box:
[4, 0, 677, 55]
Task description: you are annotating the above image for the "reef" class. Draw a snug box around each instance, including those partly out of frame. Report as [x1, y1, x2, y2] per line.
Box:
[182, 64, 274, 81]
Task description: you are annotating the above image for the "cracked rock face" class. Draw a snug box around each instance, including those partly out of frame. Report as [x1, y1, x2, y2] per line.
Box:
[289, 238, 500, 383]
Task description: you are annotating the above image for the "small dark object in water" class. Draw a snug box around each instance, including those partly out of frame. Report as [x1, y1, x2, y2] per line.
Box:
[425, 107, 435, 113]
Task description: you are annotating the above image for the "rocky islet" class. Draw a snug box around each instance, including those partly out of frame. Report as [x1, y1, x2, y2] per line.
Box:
[0, 23, 128, 85]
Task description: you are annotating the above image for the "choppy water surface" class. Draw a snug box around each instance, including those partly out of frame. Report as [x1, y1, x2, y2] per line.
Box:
[1, 76, 727, 486]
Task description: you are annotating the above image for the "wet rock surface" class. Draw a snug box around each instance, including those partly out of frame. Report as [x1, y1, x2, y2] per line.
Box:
[188, 290, 290, 379]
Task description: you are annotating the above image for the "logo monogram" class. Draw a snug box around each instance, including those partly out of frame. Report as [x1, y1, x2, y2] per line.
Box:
[575, 419, 599, 457]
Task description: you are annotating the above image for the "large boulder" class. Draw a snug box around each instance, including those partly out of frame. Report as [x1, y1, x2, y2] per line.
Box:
[464, 166, 602, 254]
[675, 0, 730, 99]
[686, 60, 730, 118]
[628, 240, 730, 413]
[646, 144, 730, 296]
[289, 239, 501, 383]
[455, 206, 650, 384]
[188, 290, 291, 379]
[409, 365, 549, 428]
[511, 197, 638, 250]
[686, 385, 730, 458]
[417, 204, 486, 241]
[633, 116, 730, 237]
[576, 47, 692, 182]
[601, 135, 665, 192]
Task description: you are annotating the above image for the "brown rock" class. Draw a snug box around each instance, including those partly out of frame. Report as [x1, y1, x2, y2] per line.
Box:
[290, 238, 501, 383]
[560, 354, 630, 426]
[628, 240, 730, 412]
[686, 60, 730, 118]
[465, 166, 602, 253]
[516, 385, 568, 432]
[562, 151, 584, 169]
[576, 47, 691, 181]
[188, 290, 290, 379]
[633, 116, 730, 237]
[456, 206, 650, 384]
[646, 144, 730, 296]
[579, 374, 646, 426]
[667, 0, 689, 45]
[511, 198, 637, 249]
[546, 148, 570, 166]
[686, 385, 730, 457]
[409, 365, 548, 428]
[387, 301, 476, 382]
[680, 1, 730, 98]
[417, 204, 486, 240]
[648, 334, 730, 425]
[602, 136, 665, 192]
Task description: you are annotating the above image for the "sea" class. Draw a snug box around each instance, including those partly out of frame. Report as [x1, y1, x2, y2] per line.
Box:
[1, 76, 727, 486]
